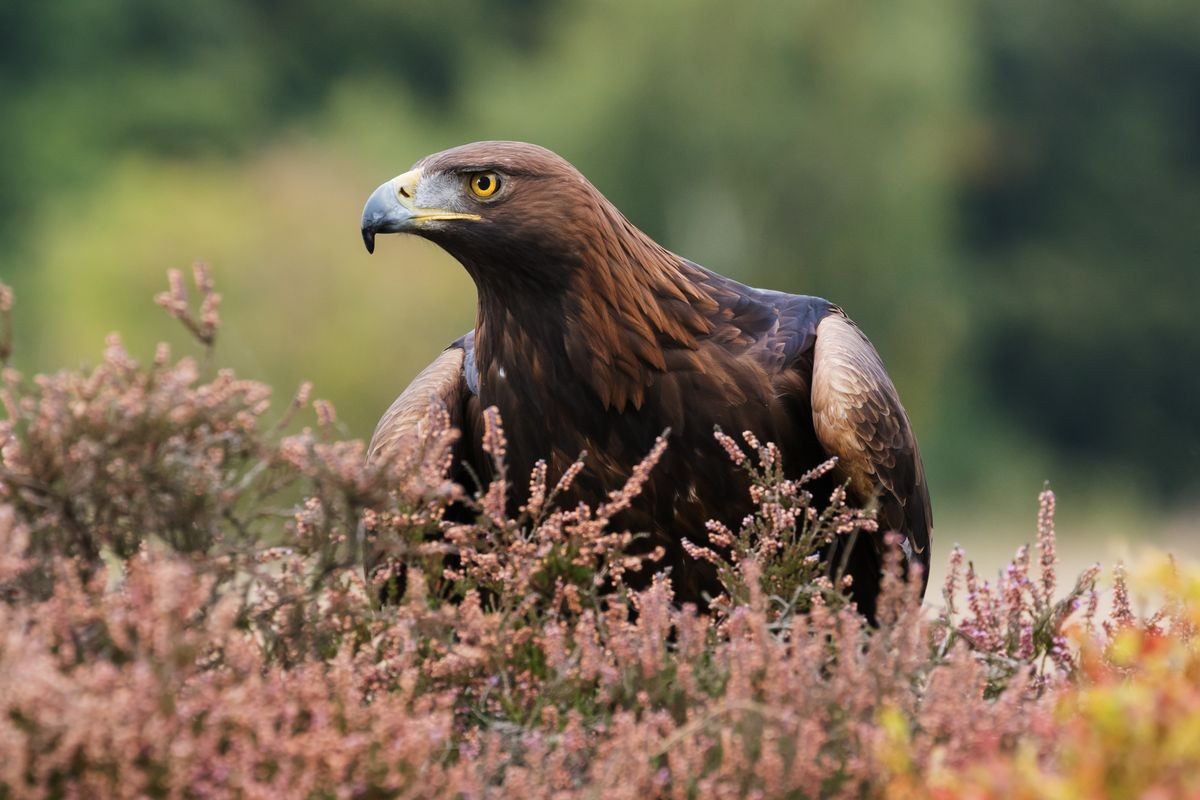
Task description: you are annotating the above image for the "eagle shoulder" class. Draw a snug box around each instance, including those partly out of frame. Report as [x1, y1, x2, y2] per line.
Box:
[810, 309, 932, 561]
[368, 334, 476, 461]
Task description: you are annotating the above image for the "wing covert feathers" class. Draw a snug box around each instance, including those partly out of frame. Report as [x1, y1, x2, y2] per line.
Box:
[811, 311, 932, 561]
[368, 346, 467, 461]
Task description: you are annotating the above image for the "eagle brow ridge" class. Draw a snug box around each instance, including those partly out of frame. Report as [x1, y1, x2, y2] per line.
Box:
[444, 164, 543, 178]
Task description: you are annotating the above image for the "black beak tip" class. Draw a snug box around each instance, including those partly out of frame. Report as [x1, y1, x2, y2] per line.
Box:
[362, 228, 376, 255]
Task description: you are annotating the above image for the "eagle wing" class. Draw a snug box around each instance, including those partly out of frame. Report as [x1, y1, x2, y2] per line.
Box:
[809, 308, 932, 586]
[368, 332, 482, 463]
[364, 334, 484, 595]
[679, 267, 931, 615]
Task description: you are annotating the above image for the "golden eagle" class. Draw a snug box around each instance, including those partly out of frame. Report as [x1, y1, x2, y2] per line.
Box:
[361, 141, 931, 619]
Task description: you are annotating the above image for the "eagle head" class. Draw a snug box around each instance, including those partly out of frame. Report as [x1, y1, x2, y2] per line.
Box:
[361, 141, 615, 288]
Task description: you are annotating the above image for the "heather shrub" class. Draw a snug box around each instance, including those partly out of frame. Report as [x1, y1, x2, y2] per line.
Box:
[687, 430, 878, 620]
[0, 270, 1196, 799]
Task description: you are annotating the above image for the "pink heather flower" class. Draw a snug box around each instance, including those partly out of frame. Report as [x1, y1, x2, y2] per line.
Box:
[314, 399, 337, 428]
[714, 428, 748, 465]
[1036, 488, 1058, 603]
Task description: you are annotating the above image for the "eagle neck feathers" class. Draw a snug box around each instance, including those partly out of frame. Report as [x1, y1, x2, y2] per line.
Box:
[472, 198, 719, 412]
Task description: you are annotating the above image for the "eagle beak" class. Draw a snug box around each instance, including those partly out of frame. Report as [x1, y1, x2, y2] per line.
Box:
[361, 169, 420, 255]
[360, 168, 481, 254]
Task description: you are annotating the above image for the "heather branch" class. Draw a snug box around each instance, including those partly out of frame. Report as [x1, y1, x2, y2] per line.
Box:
[704, 428, 869, 620]
[154, 263, 221, 349]
[0, 281, 12, 364]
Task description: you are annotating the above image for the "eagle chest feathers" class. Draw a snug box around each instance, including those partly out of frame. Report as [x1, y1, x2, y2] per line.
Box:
[361, 140, 932, 620]
[480, 295, 817, 500]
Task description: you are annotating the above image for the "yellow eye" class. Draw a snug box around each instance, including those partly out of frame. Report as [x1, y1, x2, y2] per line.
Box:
[469, 172, 501, 198]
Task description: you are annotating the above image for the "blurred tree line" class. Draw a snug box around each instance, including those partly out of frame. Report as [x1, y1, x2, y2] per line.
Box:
[0, 0, 1196, 506]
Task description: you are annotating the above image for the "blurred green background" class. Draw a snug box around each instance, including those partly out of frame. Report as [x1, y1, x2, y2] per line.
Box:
[2, 0, 1197, 574]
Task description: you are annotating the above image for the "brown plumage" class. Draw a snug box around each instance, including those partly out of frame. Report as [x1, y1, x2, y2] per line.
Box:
[360, 141, 932, 620]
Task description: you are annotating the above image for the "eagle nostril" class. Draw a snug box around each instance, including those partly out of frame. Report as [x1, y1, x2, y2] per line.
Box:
[398, 186, 410, 198]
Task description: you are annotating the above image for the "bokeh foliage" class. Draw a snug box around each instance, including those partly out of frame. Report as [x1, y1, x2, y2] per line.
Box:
[1, 0, 1196, 509]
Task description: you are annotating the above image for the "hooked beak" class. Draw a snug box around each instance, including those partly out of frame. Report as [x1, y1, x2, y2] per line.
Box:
[360, 168, 480, 254]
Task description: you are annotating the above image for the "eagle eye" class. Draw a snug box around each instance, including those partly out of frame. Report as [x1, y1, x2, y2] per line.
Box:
[468, 172, 501, 199]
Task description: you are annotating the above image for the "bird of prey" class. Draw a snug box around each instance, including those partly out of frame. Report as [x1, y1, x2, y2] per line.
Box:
[360, 141, 931, 620]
